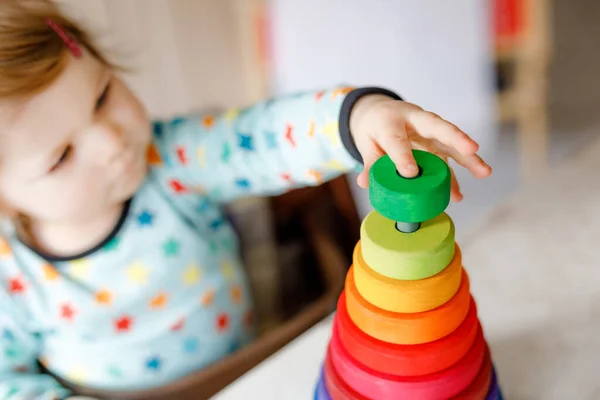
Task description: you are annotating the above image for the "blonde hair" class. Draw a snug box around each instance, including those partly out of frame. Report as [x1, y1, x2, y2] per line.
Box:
[0, 0, 114, 101]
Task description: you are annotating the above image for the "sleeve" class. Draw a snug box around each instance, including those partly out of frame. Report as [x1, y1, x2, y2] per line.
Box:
[0, 290, 70, 400]
[149, 86, 402, 203]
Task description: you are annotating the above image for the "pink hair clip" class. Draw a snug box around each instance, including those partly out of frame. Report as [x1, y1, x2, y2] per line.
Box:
[46, 18, 82, 58]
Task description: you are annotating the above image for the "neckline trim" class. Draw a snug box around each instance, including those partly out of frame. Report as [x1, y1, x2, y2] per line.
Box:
[21, 198, 133, 263]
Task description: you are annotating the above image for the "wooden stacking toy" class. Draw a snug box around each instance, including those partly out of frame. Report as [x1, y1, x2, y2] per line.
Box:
[314, 150, 503, 400]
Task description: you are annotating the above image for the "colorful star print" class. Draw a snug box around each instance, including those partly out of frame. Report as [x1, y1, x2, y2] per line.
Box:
[238, 133, 254, 151]
[209, 217, 224, 232]
[321, 121, 340, 146]
[201, 289, 215, 306]
[60, 303, 76, 321]
[280, 173, 292, 185]
[137, 210, 154, 227]
[146, 356, 162, 371]
[331, 86, 354, 99]
[183, 337, 199, 353]
[285, 123, 296, 147]
[196, 198, 210, 213]
[176, 146, 188, 165]
[307, 169, 323, 184]
[169, 179, 188, 194]
[217, 313, 230, 332]
[95, 290, 112, 305]
[69, 259, 90, 279]
[8, 276, 26, 294]
[171, 318, 185, 332]
[221, 142, 232, 163]
[221, 260, 236, 280]
[182, 264, 201, 286]
[146, 143, 162, 166]
[197, 146, 207, 169]
[4, 345, 24, 360]
[4, 385, 19, 398]
[170, 117, 186, 127]
[322, 159, 346, 171]
[42, 264, 60, 281]
[265, 131, 278, 149]
[2, 328, 15, 342]
[152, 122, 164, 137]
[0, 239, 11, 257]
[202, 115, 215, 128]
[115, 316, 133, 333]
[150, 292, 168, 309]
[235, 178, 250, 189]
[224, 109, 239, 124]
[107, 365, 123, 378]
[231, 285, 242, 304]
[306, 120, 316, 138]
[126, 261, 149, 285]
[162, 238, 180, 257]
[103, 237, 120, 252]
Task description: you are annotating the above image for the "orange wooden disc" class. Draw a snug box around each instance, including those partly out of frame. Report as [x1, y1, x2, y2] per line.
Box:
[345, 266, 471, 345]
[353, 241, 463, 313]
[335, 291, 480, 376]
[452, 345, 493, 399]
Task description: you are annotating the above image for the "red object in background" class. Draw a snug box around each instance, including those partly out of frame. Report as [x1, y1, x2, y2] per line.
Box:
[493, 0, 525, 43]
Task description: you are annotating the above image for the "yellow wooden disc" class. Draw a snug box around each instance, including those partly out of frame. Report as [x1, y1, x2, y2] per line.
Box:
[360, 210, 455, 280]
[353, 241, 463, 313]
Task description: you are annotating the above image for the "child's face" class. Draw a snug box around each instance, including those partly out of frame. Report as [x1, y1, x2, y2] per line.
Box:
[0, 51, 151, 223]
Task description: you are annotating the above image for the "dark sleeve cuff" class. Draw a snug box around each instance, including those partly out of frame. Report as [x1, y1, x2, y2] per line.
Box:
[339, 87, 403, 164]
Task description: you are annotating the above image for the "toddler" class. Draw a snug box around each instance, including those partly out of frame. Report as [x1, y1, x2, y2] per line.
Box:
[0, 1, 491, 399]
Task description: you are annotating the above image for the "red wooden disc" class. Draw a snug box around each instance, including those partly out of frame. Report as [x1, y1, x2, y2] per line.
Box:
[324, 347, 366, 400]
[453, 345, 493, 399]
[329, 322, 486, 399]
[335, 291, 480, 376]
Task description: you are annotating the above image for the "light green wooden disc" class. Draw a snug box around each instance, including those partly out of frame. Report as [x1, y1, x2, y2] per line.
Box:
[360, 210, 455, 281]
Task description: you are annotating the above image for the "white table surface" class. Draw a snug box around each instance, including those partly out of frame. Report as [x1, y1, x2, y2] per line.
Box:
[215, 138, 600, 400]
[213, 315, 333, 400]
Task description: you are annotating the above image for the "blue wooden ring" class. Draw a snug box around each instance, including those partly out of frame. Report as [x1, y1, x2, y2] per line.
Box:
[485, 367, 502, 400]
[314, 366, 331, 400]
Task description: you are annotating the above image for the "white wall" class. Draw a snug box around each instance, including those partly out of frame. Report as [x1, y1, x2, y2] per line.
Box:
[268, 0, 497, 217]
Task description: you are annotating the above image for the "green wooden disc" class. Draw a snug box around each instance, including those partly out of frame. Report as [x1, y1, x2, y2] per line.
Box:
[369, 150, 451, 223]
[360, 210, 455, 280]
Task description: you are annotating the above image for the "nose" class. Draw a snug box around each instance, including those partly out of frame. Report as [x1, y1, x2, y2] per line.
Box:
[84, 122, 126, 166]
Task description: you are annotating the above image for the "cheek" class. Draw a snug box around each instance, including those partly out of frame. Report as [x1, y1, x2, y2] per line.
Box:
[0, 170, 110, 221]
[112, 84, 151, 144]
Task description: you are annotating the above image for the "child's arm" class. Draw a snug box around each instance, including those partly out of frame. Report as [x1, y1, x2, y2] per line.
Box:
[150, 86, 492, 204]
[0, 294, 71, 399]
[150, 86, 367, 203]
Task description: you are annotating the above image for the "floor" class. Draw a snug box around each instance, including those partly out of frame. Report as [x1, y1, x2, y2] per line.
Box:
[447, 0, 600, 240]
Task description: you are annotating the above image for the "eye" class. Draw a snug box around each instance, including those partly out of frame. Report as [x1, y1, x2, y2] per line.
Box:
[96, 82, 111, 110]
[49, 145, 72, 173]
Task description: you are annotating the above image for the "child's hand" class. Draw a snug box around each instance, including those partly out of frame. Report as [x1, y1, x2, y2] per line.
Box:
[349, 94, 492, 202]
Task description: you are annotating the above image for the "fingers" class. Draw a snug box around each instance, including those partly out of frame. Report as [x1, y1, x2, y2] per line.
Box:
[449, 166, 463, 202]
[406, 110, 479, 156]
[376, 128, 419, 178]
[447, 147, 492, 179]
